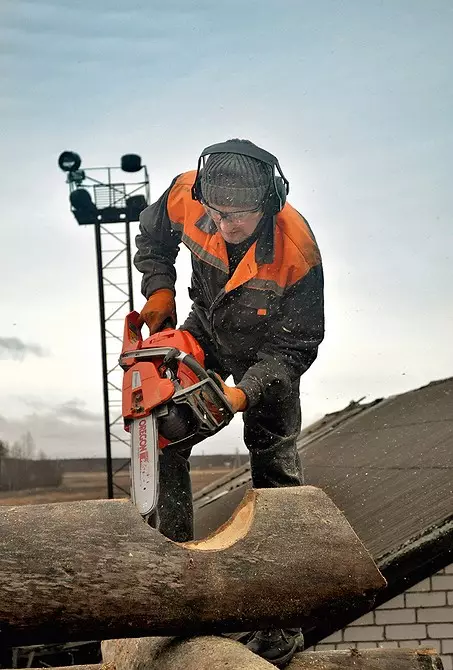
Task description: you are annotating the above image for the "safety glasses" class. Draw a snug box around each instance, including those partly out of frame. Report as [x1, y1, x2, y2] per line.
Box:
[202, 201, 263, 223]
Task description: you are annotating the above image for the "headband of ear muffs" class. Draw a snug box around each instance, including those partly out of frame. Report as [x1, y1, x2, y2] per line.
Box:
[192, 140, 289, 215]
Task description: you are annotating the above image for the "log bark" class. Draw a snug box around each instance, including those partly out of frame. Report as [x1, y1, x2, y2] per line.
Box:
[102, 635, 277, 669]
[288, 648, 443, 669]
[0, 486, 385, 646]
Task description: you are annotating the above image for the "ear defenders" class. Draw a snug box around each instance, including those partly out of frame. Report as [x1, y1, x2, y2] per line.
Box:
[191, 140, 289, 215]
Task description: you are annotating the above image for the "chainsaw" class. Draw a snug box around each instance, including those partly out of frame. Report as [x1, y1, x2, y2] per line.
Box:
[119, 311, 234, 524]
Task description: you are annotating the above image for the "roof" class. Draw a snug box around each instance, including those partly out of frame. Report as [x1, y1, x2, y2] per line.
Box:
[193, 377, 453, 642]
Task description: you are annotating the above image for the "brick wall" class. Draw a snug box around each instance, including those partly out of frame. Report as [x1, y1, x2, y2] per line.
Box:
[313, 563, 453, 670]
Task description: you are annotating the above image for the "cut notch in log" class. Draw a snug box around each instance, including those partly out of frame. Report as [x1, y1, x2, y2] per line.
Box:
[0, 486, 386, 646]
[183, 490, 255, 551]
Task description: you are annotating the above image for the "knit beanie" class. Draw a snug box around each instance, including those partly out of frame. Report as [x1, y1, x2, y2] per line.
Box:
[201, 140, 272, 209]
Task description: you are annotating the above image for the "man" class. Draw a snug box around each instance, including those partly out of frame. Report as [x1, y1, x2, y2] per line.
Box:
[134, 139, 324, 668]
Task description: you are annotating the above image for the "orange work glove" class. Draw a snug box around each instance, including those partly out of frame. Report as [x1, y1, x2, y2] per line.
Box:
[215, 375, 248, 413]
[139, 288, 176, 335]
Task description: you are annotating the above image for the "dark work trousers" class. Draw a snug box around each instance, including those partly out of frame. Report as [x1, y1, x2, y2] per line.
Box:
[156, 325, 304, 542]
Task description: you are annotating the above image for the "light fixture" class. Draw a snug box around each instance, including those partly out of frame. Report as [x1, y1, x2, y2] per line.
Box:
[121, 154, 142, 173]
[58, 151, 82, 172]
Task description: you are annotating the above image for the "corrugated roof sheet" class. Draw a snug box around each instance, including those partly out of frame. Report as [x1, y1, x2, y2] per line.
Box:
[194, 377, 453, 563]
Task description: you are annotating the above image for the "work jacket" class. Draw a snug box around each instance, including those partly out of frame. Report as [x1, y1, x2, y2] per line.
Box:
[134, 171, 324, 407]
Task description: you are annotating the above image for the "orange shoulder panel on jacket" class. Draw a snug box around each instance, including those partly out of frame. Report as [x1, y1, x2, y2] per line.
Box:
[271, 203, 321, 288]
[166, 171, 203, 226]
[166, 171, 229, 271]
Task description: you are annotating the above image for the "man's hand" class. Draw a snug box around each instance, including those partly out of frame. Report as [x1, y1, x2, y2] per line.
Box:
[139, 289, 176, 335]
[215, 375, 248, 413]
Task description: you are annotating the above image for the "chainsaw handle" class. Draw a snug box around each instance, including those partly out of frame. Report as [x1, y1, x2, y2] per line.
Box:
[207, 369, 224, 391]
[172, 351, 209, 381]
[163, 351, 229, 403]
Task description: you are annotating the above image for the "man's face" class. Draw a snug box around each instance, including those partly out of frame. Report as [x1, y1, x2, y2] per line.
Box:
[203, 203, 264, 244]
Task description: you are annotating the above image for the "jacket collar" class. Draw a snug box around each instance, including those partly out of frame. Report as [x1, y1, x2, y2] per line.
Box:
[196, 213, 275, 265]
[195, 213, 217, 234]
[255, 215, 275, 265]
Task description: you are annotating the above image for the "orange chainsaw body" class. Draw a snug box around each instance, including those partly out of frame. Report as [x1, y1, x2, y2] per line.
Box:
[121, 311, 206, 449]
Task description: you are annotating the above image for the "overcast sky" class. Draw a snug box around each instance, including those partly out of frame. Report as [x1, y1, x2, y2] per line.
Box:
[1, 0, 452, 459]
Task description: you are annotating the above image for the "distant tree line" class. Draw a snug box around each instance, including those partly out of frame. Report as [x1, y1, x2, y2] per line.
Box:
[0, 433, 63, 492]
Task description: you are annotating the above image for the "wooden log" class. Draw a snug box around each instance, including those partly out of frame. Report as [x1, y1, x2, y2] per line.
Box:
[102, 635, 277, 669]
[1, 647, 443, 670]
[102, 640, 443, 670]
[287, 648, 443, 669]
[0, 486, 385, 646]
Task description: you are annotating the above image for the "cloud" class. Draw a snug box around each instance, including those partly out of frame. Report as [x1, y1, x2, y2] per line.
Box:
[0, 411, 105, 459]
[58, 400, 103, 423]
[0, 398, 105, 457]
[16, 397, 103, 423]
[0, 337, 48, 360]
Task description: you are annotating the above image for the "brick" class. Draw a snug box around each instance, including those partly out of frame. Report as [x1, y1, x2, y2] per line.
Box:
[321, 630, 343, 643]
[427, 623, 453, 637]
[357, 642, 379, 649]
[376, 609, 416, 625]
[448, 592, 453, 606]
[378, 642, 399, 649]
[398, 641, 420, 648]
[442, 640, 453, 654]
[419, 639, 441, 653]
[417, 607, 453, 623]
[379, 594, 406, 608]
[385, 624, 426, 640]
[350, 612, 375, 626]
[444, 564, 453, 575]
[407, 592, 447, 607]
[440, 655, 453, 670]
[407, 578, 432, 592]
[344, 626, 384, 642]
[432, 575, 453, 590]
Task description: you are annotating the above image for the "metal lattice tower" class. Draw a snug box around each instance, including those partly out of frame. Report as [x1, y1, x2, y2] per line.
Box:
[59, 153, 149, 497]
[98, 220, 134, 496]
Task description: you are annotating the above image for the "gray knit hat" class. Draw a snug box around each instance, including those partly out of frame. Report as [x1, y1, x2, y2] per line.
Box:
[201, 140, 272, 209]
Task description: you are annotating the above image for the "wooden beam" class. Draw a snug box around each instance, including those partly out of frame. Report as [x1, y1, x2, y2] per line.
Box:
[102, 640, 443, 670]
[287, 648, 443, 669]
[0, 486, 385, 646]
[2, 645, 440, 670]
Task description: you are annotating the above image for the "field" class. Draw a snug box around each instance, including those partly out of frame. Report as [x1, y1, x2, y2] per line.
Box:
[0, 468, 230, 506]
